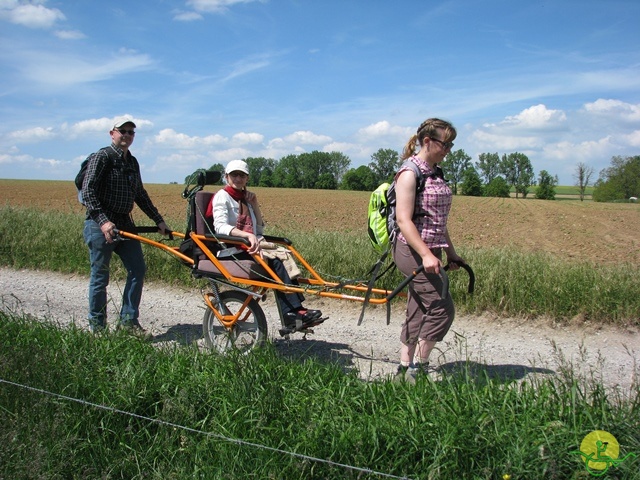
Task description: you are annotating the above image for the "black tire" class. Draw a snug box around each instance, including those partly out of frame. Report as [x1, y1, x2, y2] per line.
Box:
[202, 290, 267, 354]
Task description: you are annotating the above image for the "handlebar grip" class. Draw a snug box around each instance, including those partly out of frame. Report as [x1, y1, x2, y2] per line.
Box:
[136, 226, 161, 233]
[459, 263, 475, 293]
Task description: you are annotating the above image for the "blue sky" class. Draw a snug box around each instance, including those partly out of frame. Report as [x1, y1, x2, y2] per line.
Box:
[1, 0, 638, 186]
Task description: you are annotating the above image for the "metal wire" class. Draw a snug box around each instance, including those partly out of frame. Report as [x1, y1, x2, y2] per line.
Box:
[0, 378, 412, 480]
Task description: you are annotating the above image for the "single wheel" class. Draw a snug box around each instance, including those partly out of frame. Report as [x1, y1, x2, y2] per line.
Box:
[202, 290, 267, 354]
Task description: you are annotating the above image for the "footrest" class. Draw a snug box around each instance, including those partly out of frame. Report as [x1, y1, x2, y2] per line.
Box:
[278, 317, 327, 336]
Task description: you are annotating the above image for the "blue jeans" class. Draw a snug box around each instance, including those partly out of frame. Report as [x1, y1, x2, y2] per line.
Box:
[83, 219, 146, 329]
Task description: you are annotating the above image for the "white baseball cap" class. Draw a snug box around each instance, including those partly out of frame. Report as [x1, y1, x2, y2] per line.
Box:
[225, 160, 249, 175]
[112, 118, 136, 129]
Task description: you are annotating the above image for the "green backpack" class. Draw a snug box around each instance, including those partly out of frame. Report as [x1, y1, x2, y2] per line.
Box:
[367, 160, 425, 255]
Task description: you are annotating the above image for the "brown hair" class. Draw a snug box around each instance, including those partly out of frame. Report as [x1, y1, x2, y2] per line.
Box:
[401, 118, 457, 160]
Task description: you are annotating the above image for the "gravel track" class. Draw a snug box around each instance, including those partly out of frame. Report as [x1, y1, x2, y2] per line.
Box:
[1, 267, 638, 391]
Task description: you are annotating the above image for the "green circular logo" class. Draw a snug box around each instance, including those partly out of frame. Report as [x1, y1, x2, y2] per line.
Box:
[579, 430, 620, 471]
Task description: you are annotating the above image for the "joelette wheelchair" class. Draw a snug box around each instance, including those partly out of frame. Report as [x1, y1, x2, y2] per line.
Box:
[114, 171, 474, 353]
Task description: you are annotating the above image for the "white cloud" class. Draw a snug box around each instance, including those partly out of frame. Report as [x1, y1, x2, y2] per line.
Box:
[8, 126, 55, 143]
[54, 29, 85, 40]
[357, 120, 411, 141]
[172, 10, 203, 21]
[583, 99, 640, 122]
[543, 137, 614, 162]
[152, 129, 227, 149]
[469, 129, 539, 151]
[69, 116, 150, 135]
[0, 1, 65, 29]
[282, 131, 331, 145]
[20, 49, 155, 87]
[623, 130, 640, 148]
[499, 104, 567, 130]
[230, 132, 264, 145]
[323, 141, 368, 159]
[185, 0, 263, 14]
[220, 57, 271, 83]
[0, 151, 61, 168]
[207, 147, 252, 164]
[148, 152, 210, 174]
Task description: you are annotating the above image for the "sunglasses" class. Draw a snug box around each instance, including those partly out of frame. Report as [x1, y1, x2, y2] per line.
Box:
[116, 129, 136, 136]
[429, 137, 454, 150]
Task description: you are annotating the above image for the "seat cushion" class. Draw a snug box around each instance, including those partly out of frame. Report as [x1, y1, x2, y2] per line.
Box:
[197, 259, 269, 280]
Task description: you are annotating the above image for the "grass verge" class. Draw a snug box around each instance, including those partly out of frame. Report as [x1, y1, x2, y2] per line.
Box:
[1, 311, 638, 479]
[0, 206, 638, 324]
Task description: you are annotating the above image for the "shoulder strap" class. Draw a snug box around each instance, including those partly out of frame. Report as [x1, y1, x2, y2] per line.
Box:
[97, 146, 118, 170]
[399, 159, 425, 193]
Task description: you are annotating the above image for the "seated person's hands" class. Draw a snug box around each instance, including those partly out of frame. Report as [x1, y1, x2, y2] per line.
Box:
[244, 232, 262, 256]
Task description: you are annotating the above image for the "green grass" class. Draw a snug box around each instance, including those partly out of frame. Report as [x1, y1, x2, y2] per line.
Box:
[1, 311, 638, 479]
[2, 205, 638, 325]
[1, 206, 639, 478]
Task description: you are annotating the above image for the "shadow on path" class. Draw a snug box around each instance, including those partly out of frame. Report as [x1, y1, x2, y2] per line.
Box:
[438, 360, 555, 384]
[153, 323, 202, 345]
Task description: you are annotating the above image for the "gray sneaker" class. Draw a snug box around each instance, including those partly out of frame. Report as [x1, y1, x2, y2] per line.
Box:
[117, 323, 152, 340]
[411, 362, 438, 381]
[393, 365, 415, 384]
[90, 324, 106, 334]
[414, 362, 435, 375]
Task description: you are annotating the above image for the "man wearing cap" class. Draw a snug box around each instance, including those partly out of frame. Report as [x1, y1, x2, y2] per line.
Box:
[81, 118, 170, 335]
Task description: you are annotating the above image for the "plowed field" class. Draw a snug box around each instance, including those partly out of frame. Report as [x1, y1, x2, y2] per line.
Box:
[1, 180, 638, 266]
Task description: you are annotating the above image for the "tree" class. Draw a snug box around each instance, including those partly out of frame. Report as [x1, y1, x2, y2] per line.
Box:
[574, 162, 594, 202]
[476, 152, 501, 184]
[441, 149, 471, 195]
[484, 176, 510, 198]
[460, 167, 484, 196]
[296, 152, 323, 189]
[325, 151, 351, 186]
[316, 172, 337, 190]
[500, 152, 535, 198]
[271, 154, 300, 188]
[535, 170, 557, 200]
[244, 157, 276, 187]
[592, 155, 640, 202]
[271, 151, 350, 189]
[340, 166, 377, 191]
[368, 148, 400, 185]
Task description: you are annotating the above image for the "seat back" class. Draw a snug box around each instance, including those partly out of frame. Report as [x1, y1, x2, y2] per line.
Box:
[194, 191, 215, 235]
[190, 190, 268, 280]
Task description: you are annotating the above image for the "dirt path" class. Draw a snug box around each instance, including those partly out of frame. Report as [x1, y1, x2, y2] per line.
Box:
[1, 267, 638, 391]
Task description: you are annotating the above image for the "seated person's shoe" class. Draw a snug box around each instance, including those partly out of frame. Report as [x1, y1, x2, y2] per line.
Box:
[299, 309, 322, 320]
[283, 309, 323, 328]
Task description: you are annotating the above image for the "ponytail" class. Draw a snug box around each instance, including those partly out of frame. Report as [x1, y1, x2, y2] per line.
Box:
[401, 134, 419, 160]
[401, 118, 457, 160]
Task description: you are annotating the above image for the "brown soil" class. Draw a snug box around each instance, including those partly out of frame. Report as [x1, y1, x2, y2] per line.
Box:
[1, 180, 639, 266]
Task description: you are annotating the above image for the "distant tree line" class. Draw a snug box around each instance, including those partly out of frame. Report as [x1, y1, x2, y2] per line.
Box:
[184, 149, 638, 202]
[592, 155, 640, 202]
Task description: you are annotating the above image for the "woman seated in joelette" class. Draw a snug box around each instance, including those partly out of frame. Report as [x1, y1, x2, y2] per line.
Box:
[210, 160, 322, 329]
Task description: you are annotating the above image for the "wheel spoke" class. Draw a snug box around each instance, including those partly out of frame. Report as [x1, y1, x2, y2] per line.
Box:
[202, 290, 267, 353]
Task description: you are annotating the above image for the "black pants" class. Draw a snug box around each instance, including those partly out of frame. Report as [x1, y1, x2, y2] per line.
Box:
[233, 252, 303, 314]
[268, 257, 304, 314]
